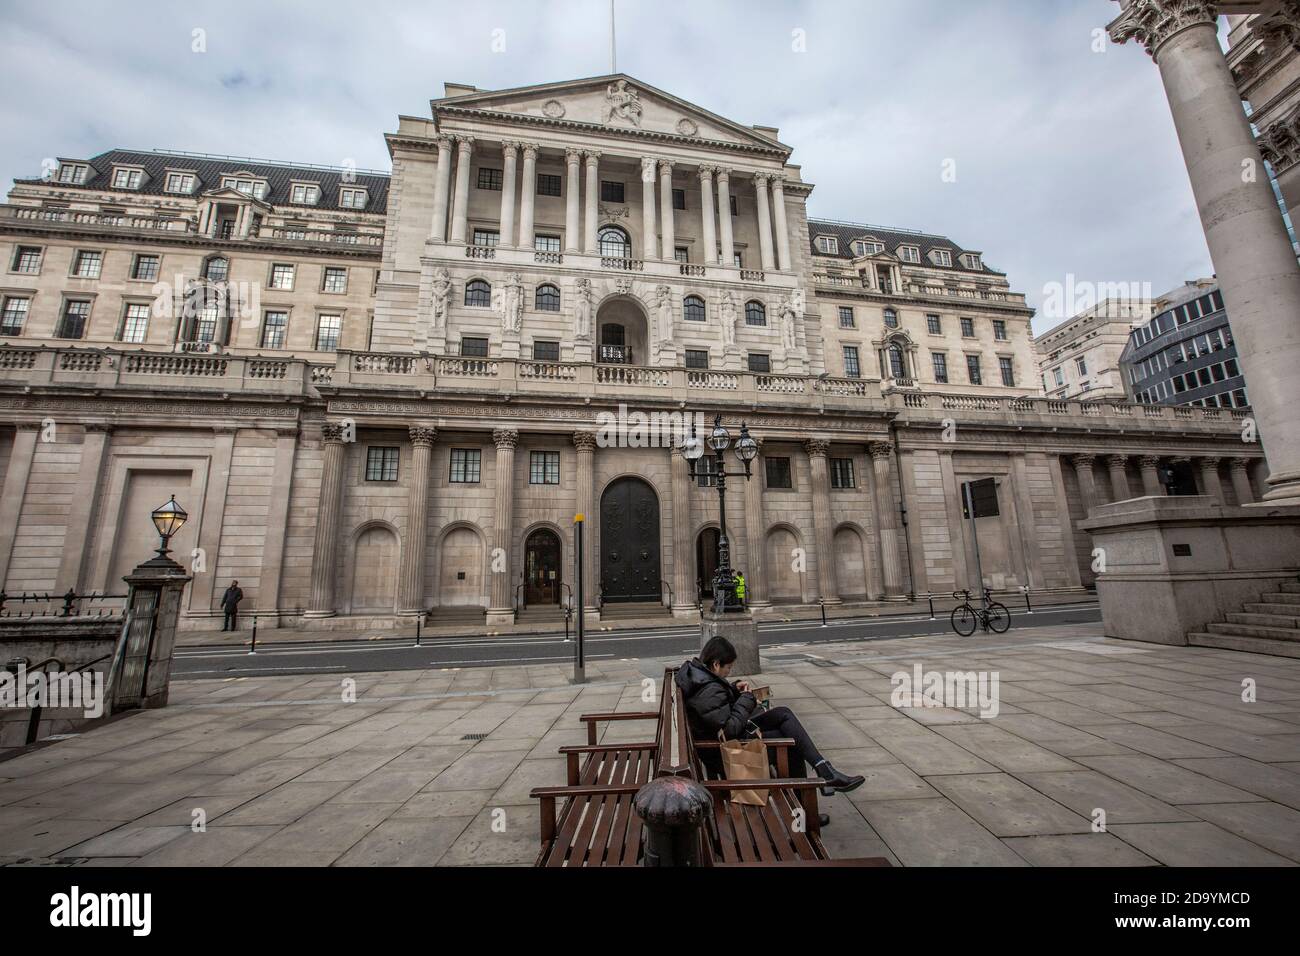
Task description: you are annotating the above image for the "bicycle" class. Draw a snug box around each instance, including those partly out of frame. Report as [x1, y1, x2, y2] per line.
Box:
[950, 588, 1010, 636]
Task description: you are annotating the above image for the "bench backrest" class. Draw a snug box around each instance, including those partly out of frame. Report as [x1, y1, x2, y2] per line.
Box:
[656, 666, 693, 777]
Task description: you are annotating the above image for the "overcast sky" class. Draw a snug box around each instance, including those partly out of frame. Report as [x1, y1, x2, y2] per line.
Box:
[0, 0, 1220, 332]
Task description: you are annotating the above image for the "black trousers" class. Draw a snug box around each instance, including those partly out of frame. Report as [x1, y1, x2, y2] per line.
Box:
[744, 706, 824, 778]
[223, 607, 238, 630]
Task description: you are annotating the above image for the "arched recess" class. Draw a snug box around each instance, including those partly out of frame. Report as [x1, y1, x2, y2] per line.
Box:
[349, 523, 400, 613]
[437, 523, 485, 608]
[765, 524, 804, 605]
[596, 294, 648, 366]
[833, 524, 869, 602]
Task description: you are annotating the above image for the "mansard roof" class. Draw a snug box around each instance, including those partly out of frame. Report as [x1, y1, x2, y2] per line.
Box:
[19, 149, 391, 213]
[807, 218, 1002, 276]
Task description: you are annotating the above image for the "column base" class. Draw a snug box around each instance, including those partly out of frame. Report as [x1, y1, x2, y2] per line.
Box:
[818, 597, 843, 606]
[486, 608, 516, 626]
[700, 611, 760, 676]
[746, 601, 774, 614]
[882, 594, 909, 603]
[397, 608, 427, 618]
[301, 609, 337, 619]
[670, 603, 701, 620]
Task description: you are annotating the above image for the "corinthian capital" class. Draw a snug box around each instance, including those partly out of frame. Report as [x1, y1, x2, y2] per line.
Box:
[1107, 0, 1219, 60]
[492, 428, 519, 449]
[804, 438, 830, 459]
[409, 425, 437, 447]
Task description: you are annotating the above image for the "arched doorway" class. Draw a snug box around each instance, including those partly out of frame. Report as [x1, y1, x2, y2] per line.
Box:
[524, 528, 562, 605]
[350, 525, 399, 612]
[695, 527, 720, 603]
[596, 296, 648, 365]
[833, 526, 868, 602]
[600, 477, 661, 602]
[438, 525, 484, 607]
[766, 526, 803, 604]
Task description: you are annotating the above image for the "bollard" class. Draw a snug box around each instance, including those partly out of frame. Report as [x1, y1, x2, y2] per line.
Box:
[414, 617, 422, 647]
[248, 617, 257, 655]
[928, 593, 936, 620]
[819, 600, 828, 628]
[633, 775, 713, 867]
[1024, 587, 1033, 615]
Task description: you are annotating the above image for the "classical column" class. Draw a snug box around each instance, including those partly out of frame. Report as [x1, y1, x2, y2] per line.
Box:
[753, 173, 775, 271]
[429, 134, 453, 241]
[805, 440, 840, 605]
[698, 166, 718, 266]
[306, 423, 347, 617]
[1139, 455, 1163, 497]
[1072, 454, 1099, 515]
[583, 150, 600, 255]
[770, 173, 792, 271]
[716, 168, 735, 267]
[399, 426, 436, 615]
[640, 157, 658, 261]
[56, 424, 112, 594]
[573, 431, 599, 616]
[498, 141, 518, 250]
[1198, 456, 1225, 504]
[658, 160, 675, 260]
[1106, 454, 1131, 502]
[449, 135, 474, 243]
[1230, 457, 1256, 505]
[0, 424, 39, 589]
[518, 143, 537, 250]
[564, 148, 582, 253]
[741, 438, 769, 609]
[487, 429, 519, 624]
[871, 442, 905, 599]
[258, 426, 299, 622]
[669, 449, 698, 616]
[1110, 0, 1300, 505]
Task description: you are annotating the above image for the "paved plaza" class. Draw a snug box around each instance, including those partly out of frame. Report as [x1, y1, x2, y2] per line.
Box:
[1, 623, 1298, 867]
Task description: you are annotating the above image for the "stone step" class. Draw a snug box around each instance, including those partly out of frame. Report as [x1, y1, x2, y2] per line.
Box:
[1277, 581, 1300, 594]
[1258, 591, 1300, 605]
[599, 602, 671, 620]
[1189, 632, 1300, 659]
[1205, 621, 1300, 641]
[1243, 602, 1300, 617]
[1227, 612, 1300, 629]
[428, 606, 486, 626]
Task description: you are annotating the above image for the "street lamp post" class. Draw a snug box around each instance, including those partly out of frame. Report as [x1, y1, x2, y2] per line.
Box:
[680, 415, 759, 614]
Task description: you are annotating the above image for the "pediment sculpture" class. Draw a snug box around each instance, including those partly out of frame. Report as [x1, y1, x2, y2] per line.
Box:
[605, 80, 643, 127]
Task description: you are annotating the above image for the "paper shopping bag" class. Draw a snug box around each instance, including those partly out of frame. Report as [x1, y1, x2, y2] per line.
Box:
[718, 729, 770, 807]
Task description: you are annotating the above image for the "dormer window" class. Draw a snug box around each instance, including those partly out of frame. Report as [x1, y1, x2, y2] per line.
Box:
[164, 172, 197, 194]
[898, 245, 920, 264]
[112, 167, 144, 190]
[814, 235, 838, 255]
[56, 163, 89, 184]
[932, 249, 953, 267]
[290, 183, 321, 205]
[962, 253, 982, 270]
[851, 239, 884, 257]
[339, 187, 369, 210]
[222, 176, 269, 200]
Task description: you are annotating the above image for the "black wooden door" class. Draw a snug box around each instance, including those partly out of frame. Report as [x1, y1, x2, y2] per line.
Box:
[525, 530, 561, 605]
[600, 478, 661, 602]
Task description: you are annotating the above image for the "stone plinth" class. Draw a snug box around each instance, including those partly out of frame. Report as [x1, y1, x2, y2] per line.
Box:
[700, 610, 760, 675]
[1079, 495, 1300, 646]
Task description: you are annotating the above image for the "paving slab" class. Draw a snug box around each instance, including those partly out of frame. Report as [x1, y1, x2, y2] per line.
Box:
[927, 773, 1092, 837]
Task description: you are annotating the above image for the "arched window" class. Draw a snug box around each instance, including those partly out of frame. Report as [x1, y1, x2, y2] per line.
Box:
[203, 256, 229, 282]
[888, 343, 907, 379]
[465, 279, 491, 307]
[684, 295, 705, 322]
[884, 308, 899, 329]
[745, 300, 766, 327]
[535, 283, 560, 312]
[597, 225, 631, 258]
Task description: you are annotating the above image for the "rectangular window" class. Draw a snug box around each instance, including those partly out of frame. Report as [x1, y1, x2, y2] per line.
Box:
[1197, 367, 1212, 387]
[120, 303, 150, 343]
[830, 458, 856, 489]
[449, 448, 482, 483]
[269, 263, 295, 290]
[476, 167, 503, 190]
[130, 254, 160, 282]
[960, 317, 974, 337]
[600, 180, 625, 203]
[165, 173, 195, 194]
[536, 173, 562, 197]
[1233, 388, 1248, 407]
[261, 310, 288, 348]
[843, 346, 861, 379]
[685, 349, 709, 369]
[58, 164, 87, 184]
[695, 455, 717, 488]
[748, 353, 771, 373]
[315, 314, 342, 351]
[58, 300, 90, 339]
[898, 245, 920, 263]
[926, 314, 941, 334]
[290, 183, 320, 204]
[814, 236, 838, 255]
[112, 168, 142, 189]
[72, 250, 102, 278]
[535, 234, 561, 252]
[472, 229, 500, 247]
[733, 252, 743, 268]
[322, 267, 348, 293]
[999, 356, 1015, 387]
[13, 246, 42, 274]
[339, 188, 367, 209]
[966, 354, 982, 385]
[933, 250, 952, 267]
[461, 336, 489, 357]
[765, 457, 793, 490]
[1225, 357, 1240, 377]
[838, 306, 855, 329]
[932, 352, 948, 383]
[1211, 363, 1226, 382]
[729, 195, 738, 217]
[1, 297, 30, 336]
[993, 319, 1007, 340]
[365, 446, 399, 482]
[529, 451, 560, 485]
[1053, 367, 1064, 386]
[672, 188, 686, 210]
[674, 247, 689, 263]
[532, 340, 559, 361]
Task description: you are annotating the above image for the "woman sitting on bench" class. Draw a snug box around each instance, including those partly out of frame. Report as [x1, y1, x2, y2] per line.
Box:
[676, 637, 865, 796]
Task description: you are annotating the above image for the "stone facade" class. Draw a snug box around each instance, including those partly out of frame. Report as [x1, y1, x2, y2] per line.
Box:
[0, 73, 1267, 629]
[1034, 297, 1151, 400]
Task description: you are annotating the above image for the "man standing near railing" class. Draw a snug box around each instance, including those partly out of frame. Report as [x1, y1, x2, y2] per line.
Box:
[221, 580, 244, 632]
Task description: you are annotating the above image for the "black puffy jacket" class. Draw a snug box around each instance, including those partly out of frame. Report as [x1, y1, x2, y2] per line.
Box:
[675, 658, 758, 741]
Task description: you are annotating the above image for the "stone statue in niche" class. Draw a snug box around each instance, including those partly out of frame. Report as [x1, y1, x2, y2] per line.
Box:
[605, 80, 643, 127]
[720, 290, 737, 349]
[655, 284, 674, 345]
[430, 267, 451, 331]
[501, 272, 524, 334]
[778, 292, 800, 351]
[574, 277, 594, 341]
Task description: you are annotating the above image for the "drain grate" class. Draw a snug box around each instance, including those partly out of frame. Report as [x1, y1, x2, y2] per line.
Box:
[461, 733, 489, 741]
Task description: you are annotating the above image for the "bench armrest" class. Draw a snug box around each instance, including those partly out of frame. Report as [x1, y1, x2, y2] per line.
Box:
[579, 711, 661, 745]
[557, 743, 658, 755]
[530, 782, 644, 800]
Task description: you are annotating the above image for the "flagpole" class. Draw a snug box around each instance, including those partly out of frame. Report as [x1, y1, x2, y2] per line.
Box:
[610, 0, 617, 73]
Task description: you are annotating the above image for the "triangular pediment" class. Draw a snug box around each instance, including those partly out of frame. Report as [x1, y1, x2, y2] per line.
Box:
[434, 74, 788, 153]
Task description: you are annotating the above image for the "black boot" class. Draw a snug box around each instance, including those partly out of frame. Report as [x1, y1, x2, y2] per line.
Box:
[815, 760, 865, 796]
[819, 813, 831, 828]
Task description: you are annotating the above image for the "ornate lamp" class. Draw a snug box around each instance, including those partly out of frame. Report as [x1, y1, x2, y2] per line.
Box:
[149, 495, 188, 565]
